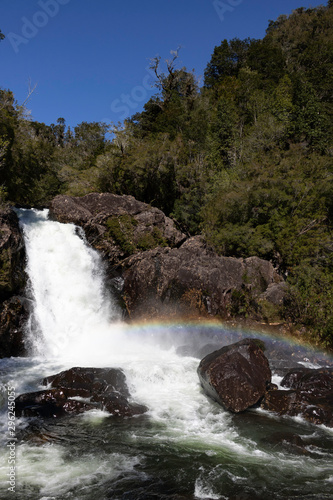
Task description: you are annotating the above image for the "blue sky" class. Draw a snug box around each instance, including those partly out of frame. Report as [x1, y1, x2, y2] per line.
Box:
[0, 0, 327, 129]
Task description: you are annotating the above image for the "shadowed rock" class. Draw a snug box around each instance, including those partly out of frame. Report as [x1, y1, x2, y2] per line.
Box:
[0, 207, 28, 358]
[122, 236, 284, 319]
[197, 339, 271, 413]
[48, 194, 285, 321]
[0, 207, 26, 301]
[0, 295, 28, 357]
[261, 367, 333, 427]
[16, 367, 147, 418]
[49, 193, 186, 263]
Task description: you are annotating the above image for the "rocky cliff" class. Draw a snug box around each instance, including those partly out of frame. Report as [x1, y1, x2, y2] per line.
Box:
[49, 193, 186, 263]
[0, 206, 28, 357]
[49, 193, 285, 321]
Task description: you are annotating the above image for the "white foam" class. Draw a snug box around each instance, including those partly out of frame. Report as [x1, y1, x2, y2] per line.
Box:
[18, 209, 119, 360]
[14, 444, 139, 497]
[15, 210, 278, 458]
[8, 209, 332, 498]
[194, 477, 226, 499]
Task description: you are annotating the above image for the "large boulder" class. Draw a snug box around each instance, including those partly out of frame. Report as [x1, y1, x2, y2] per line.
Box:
[48, 194, 286, 321]
[49, 193, 186, 264]
[122, 236, 283, 319]
[197, 339, 272, 413]
[15, 366, 147, 418]
[0, 207, 28, 358]
[261, 367, 333, 427]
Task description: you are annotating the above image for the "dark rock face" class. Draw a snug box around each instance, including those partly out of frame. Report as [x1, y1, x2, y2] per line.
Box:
[0, 296, 29, 357]
[259, 282, 288, 305]
[0, 207, 28, 358]
[49, 193, 186, 264]
[198, 341, 333, 428]
[261, 367, 333, 427]
[49, 194, 285, 320]
[0, 207, 26, 302]
[15, 367, 147, 418]
[197, 339, 271, 413]
[122, 236, 283, 319]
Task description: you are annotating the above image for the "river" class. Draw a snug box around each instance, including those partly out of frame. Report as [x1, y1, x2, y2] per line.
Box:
[0, 209, 332, 499]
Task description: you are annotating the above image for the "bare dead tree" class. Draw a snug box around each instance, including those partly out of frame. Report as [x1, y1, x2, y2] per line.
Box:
[22, 78, 38, 107]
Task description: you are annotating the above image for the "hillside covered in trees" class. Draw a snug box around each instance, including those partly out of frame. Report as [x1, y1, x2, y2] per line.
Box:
[0, 4, 332, 348]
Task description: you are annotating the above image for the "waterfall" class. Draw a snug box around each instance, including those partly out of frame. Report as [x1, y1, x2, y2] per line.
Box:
[0, 208, 331, 500]
[17, 208, 120, 360]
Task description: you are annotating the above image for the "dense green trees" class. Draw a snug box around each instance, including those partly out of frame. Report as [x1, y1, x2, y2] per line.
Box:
[1, 3, 332, 346]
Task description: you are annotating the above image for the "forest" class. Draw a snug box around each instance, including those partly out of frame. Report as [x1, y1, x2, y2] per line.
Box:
[0, 4, 332, 348]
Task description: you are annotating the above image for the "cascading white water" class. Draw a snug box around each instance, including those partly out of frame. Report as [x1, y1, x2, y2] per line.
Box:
[19, 208, 120, 360]
[0, 208, 332, 500]
[18, 209, 239, 449]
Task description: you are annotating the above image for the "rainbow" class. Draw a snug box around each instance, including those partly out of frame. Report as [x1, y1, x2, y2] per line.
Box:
[122, 319, 333, 366]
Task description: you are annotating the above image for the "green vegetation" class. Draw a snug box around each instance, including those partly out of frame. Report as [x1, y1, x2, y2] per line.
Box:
[1, 4, 333, 347]
[137, 227, 167, 251]
[105, 215, 167, 254]
[105, 216, 137, 256]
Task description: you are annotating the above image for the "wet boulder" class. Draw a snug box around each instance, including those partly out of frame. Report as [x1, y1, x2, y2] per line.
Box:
[15, 388, 79, 418]
[261, 367, 333, 427]
[42, 366, 130, 398]
[281, 366, 333, 394]
[15, 367, 147, 418]
[197, 339, 271, 413]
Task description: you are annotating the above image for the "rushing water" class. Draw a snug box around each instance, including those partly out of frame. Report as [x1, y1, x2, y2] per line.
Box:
[0, 209, 332, 500]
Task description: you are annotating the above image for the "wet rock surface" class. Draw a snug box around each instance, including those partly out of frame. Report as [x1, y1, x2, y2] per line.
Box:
[197, 338, 271, 413]
[197, 339, 333, 427]
[15, 367, 147, 418]
[262, 367, 333, 427]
